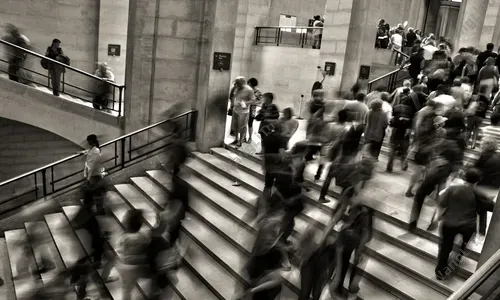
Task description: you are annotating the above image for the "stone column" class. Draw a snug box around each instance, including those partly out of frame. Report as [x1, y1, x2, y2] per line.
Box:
[424, 0, 441, 36]
[97, 0, 129, 85]
[479, 0, 500, 48]
[195, 0, 239, 152]
[319, 0, 354, 97]
[453, 0, 489, 52]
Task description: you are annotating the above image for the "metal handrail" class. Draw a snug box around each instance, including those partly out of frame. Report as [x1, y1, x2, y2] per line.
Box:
[0, 110, 196, 188]
[0, 39, 125, 88]
[447, 248, 500, 299]
[255, 26, 316, 29]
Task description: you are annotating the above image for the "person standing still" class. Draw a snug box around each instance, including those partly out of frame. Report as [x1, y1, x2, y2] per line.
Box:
[312, 15, 323, 49]
[247, 78, 263, 143]
[230, 77, 256, 147]
[46, 39, 67, 96]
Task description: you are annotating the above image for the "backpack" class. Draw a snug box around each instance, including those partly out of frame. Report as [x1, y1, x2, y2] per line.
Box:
[391, 97, 413, 129]
[339, 205, 373, 246]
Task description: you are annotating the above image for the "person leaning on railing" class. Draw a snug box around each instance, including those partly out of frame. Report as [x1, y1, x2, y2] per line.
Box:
[44, 38, 69, 96]
[81, 134, 107, 214]
[93, 62, 115, 112]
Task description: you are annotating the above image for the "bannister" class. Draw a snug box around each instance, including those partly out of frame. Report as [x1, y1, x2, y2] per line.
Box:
[447, 248, 500, 299]
[255, 26, 317, 48]
[0, 38, 126, 116]
[368, 49, 411, 93]
[0, 110, 197, 214]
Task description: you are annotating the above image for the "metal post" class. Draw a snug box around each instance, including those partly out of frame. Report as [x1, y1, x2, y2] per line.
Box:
[276, 28, 279, 46]
[255, 28, 259, 45]
[34, 173, 38, 199]
[62, 73, 65, 93]
[42, 169, 47, 197]
[118, 87, 123, 117]
[120, 139, 126, 169]
[297, 95, 305, 120]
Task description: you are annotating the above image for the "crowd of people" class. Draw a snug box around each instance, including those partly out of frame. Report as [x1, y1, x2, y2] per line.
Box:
[2, 24, 116, 112]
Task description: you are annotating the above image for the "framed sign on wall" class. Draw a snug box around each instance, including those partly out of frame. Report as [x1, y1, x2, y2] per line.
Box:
[213, 52, 231, 71]
[359, 65, 371, 80]
[108, 44, 121, 56]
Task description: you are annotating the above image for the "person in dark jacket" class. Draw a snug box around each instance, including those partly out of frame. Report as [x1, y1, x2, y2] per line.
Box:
[364, 99, 388, 159]
[471, 138, 500, 188]
[45, 38, 68, 96]
[387, 91, 414, 172]
[2, 24, 30, 83]
[255, 92, 280, 155]
[432, 168, 494, 280]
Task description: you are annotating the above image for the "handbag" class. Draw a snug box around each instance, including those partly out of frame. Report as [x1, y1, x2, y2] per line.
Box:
[227, 107, 233, 116]
[41, 58, 49, 70]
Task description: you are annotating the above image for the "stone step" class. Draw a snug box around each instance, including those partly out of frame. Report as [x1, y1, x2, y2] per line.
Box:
[148, 169, 396, 300]
[221, 146, 484, 260]
[4, 228, 42, 299]
[44, 212, 110, 300]
[114, 184, 159, 226]
[130, 176, 168, 210]
[182, 159, 476, 298]
[61, 205, 146, 300]
[0, 238, 15, 300]
[24, 221, 66, 284]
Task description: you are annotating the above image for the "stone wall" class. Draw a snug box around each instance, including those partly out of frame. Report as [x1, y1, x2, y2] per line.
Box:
[0, 0, 99, 92]
[268, 0, 327, 26]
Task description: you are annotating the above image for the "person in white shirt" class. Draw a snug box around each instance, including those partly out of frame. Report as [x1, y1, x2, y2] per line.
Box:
[82, 134, 106, 213]
[389, 80, 412, 104]
[281, 107, 299, 148]
[380, 92, 393, 121]
[312, 15, 324, 49]
[433, 85, 457, 115]
[390, 30, 403, 51]
[423, 41, 439, 61]
[460, 77, 473, 108]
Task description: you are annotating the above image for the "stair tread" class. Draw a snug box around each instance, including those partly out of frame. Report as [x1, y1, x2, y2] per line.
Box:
[179, 169, 436, 300]
[4, 229, 41, 299]
[186, 155, 480, 298]
[146, 170, 172, 189]
[131, 176, 168, 209]
[61, 206, 148, 300]
[44, 212, 107, 300]
[0, 238, 15, 300]
[25, 221, 66, 284]
[219, 147, 484, 258]
[173, 265, 220, 300]
[114, 184, 159, 226]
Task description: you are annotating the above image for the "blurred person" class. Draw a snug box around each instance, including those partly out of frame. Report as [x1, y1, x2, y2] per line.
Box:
[281, 107, 299, 148]
[329, 197, 373, 299]
[431, 168, 494, 280]
[228, 81, 238, 136]
[116, 209, 151, 300]
[406, 27, 417, 48]
[255, 92, 279, 155]
[433, 84, 456, 115]
[410, 115, 458, 231]
[2, 24, 30, 82]
[389, 79, 412, 103]
[276, 182, 304, 246]
[476, 56, 499, 97]
[469, 138, 500, 188]
[380, 91, 394, 120]
[427, 50, 453, 92]
[476, 43, 497, 71]
[343, 92, 369, 125]
[246, 78, 263, 143]
[419, 75, 429, 93]
[344, 82, 362, 100]
[364, 99, 388, 160]
[403, 47, 425, 85]
[422, 40, 438, 61]
[411, 39, 422, 53]
[93, 62, 115, 111]
[309, 89, 326, 117]
[365, 85, 385, 104]
[237, 200, 290, 300]
[466, 85, 490, 148]
[386, 91, 414, 172]
[312, 15, 324, 49]
[405, 99, 438, 197]
[45, 38, 69, 96]
[230, 76, 256, 147]
[450, 79, 465, 110]
[81, 134, 106, 215]
[460, 77, 473, 108]
[389, 29, 403, 51]
[481, 112, 500, 144]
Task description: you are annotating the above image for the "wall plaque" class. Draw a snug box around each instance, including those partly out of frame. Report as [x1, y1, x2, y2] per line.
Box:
[213, 52, 231, 71]
[108, 44, 121, 56]
[359, 65, 371, 80]
[324, 62, 336, 76]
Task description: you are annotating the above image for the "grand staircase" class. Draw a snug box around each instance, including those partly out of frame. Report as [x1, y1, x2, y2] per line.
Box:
[0, 142, 488, 300]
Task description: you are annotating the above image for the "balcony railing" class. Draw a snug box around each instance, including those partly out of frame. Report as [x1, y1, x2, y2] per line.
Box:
[254, 26, 317, 48]
[0, 39, 126, 116]
[0, 110, 197, 215]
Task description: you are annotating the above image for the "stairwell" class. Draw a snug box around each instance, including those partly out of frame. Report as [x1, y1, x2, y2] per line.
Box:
[0, 141, 489, 300]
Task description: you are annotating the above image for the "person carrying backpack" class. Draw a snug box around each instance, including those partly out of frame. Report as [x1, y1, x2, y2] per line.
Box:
[387, 91, 414, 172]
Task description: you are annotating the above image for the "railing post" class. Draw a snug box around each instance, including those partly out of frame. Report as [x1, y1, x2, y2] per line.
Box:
[118, 87, 123, 117]
[121, 138, 126, 169]
[62, 72, 65, 93]
[254, 28, 259, 45]
[190, 111, 198, 141]
[41, 169, 47, 197]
